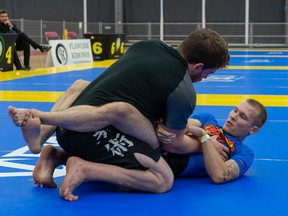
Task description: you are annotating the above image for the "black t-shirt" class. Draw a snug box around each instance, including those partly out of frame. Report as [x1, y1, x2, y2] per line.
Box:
[73, 40, 196, 130]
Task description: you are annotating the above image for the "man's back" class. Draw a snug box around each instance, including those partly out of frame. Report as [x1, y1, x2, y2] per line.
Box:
[72, 40, 196, 127]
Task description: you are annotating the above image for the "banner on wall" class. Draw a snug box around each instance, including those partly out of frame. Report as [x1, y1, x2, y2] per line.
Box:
[83, 34, 126, 60]
[47, 39, 93, 67]
[0, 33, 18, 72]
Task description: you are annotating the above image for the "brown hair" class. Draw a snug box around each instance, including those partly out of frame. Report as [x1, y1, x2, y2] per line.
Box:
[246, 98, 268, 128]
[0, 9, 9, 15]
[178, 28, 230, 69]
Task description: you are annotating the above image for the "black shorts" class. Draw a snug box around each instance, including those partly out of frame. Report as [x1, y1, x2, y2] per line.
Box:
[56, 126, 161, 170]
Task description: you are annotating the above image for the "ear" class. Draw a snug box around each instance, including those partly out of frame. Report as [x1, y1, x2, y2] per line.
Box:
[249, 126, 259, 135]
[192, 63, 204, 71]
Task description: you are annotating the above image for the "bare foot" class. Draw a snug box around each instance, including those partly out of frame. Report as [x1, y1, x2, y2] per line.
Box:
[33, 145, 68, 188]
[8, 106, 31, 126]
[59, 157, 86, 201]
[21, 116, 42, 154]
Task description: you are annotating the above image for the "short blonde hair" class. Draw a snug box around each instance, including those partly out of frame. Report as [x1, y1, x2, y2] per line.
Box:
[246, 98, 267, 128]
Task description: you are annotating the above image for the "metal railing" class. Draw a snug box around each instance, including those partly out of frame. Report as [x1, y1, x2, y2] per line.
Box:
[11, 19, 288, 48]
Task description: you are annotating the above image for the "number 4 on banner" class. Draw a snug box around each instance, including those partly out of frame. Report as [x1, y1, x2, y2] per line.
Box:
[5, 45, 12, 64]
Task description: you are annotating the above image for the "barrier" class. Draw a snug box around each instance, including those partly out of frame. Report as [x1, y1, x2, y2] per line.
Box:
[83, 34, 126, 60]
[46, 39, 93, 67]
[0, 33, 18, 72]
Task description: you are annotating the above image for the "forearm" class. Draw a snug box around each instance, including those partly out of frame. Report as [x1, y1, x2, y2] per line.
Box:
[160, 125, 202, 154]
[201, 137, 229, 183]
[162, 133, 202, 154]
[200, 134, 239, 184]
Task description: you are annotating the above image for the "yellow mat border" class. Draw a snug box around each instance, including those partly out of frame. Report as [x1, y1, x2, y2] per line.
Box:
[1, 60, 288, 82]
[1, 91, 287, 107]
[1, 58, 287, 107]
[0, 60, 117, 82]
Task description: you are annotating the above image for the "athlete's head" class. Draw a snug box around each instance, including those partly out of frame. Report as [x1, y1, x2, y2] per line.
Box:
[178, 28, 230, 82]
[223, 99, 267, 141]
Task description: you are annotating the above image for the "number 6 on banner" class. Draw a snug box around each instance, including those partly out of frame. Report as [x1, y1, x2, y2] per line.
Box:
[120, 42, 125, 54]
[92, 42, 103, 55]
[111, 42, 116, 55]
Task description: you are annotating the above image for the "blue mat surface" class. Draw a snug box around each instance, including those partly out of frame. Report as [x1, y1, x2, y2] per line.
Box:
[0, 50, 287, 216]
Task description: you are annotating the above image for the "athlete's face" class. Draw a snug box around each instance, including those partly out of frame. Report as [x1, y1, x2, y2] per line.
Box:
[223, 100, 259, 141]
[187, 63, 218, 82]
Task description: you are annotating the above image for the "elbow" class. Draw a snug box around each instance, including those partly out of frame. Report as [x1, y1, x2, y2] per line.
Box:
[210, 176, 224, 184]
[209, 173, 226, 184]
[162, 141, 190, 154]
[162, 143, 178, 153]
[210, 173, 238, 184]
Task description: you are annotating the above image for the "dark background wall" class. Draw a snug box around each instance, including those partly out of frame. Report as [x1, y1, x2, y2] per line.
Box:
[0, 0, 115, 22]
[0, 0, 286, 23]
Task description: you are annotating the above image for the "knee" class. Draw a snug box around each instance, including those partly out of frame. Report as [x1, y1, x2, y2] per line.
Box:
[73, 79, 90, 88]
[68, 79, 90, 95]
[113, 102, 134, 116]
[155, 175, 174, 194]
[105, 102, 136, 123]
[18, 32, 25, 38]
[134, 153, 174, 194]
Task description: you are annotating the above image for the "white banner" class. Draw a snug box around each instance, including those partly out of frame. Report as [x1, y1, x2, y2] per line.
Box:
[47, 39, 93, 66]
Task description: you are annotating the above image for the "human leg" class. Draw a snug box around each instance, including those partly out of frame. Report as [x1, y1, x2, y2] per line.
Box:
[16, 39, 31, 69]
[13, 51, 23, 70]
[8, 79, 90, 153]
[60, 154, 174, 201]
[33, 145, 69, 188]
[21, 41, 30, 68]
[16, 32, 37, 50]
[56, 126, 173, 201]
[28, 102, 160, 149]
[16, 32, 51, 52]
[49, 79, 91, 112]
[8, 79, 90, 126]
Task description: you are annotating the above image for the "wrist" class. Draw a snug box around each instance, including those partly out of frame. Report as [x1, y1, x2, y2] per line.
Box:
[199, 134, 210, 143]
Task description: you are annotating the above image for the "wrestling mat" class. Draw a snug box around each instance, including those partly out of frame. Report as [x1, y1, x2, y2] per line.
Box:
[0, 50, 288, 215]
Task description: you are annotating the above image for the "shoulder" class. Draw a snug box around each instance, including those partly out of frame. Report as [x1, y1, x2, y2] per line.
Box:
[233, 141, 254, 156]
[128, 40, 163, 52]
[136, 40, 172, 50]
[134, 39, 161, 46]
[0, 23, 7, 30]
[191, 113, 216, 124]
